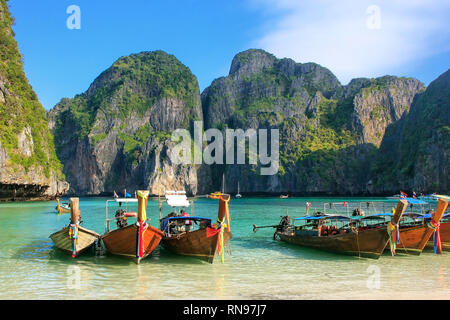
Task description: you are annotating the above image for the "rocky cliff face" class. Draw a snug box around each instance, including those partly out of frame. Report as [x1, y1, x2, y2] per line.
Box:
[48, 51, 209, 196]
[47, 47, 447, 196]
[0, 0, 68, 201]
[371, 69, 450, 194]
[201, 49, 427, 195]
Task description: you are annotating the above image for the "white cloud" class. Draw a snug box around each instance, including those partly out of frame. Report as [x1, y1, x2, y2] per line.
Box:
[250, 0, 450, 84]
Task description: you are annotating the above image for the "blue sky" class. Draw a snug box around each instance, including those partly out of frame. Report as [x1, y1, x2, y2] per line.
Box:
[8, 0, 450, 110]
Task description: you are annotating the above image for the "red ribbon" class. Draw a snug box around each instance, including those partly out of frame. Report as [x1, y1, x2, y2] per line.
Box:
[206, 227, 220, 238]
[136, 221, 146, 258]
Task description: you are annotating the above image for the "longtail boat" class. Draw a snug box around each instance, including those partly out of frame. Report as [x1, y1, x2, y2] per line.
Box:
[56, 198, 71, 214]
[101, 190, 163, 264]
[392, 197, 448, 255]
[160, 191, 232, 263]
[50, 198, 100, 257]
[254, 200, 407, 259]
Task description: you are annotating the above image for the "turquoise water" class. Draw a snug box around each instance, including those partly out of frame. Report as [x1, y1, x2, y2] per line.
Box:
[0, 197, 449, 300]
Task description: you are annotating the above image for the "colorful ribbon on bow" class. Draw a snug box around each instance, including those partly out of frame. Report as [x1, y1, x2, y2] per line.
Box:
[428, 219, 441, 254]
[206, 219, 227, 263]
[387, 221, 397, 256]
[217, 220, 227, 264]
[69, 223, 79, 258]
[136, 221, 147, 259]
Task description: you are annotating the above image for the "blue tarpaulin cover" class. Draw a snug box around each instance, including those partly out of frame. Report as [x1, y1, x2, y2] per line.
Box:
[405, 197, 428, 205]
[359, 213, 393, 219]
[295, 215, 351, 221]
[160, 216, 212, 233]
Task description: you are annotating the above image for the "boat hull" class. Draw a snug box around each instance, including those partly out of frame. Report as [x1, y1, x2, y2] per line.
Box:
[394, 224, 434, 255]
[102, 224, 164, 263]
[162, 228, 232, 263]
[277, 227, 389, 259]
[50, 225, 100, 257]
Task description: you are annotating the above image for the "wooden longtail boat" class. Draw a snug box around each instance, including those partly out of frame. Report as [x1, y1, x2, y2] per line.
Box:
[160, 192, 232, 263]
[394, 198, 448, 255]
[50, 198, 100, 257]
[56, 198, 71, 214]
[101, 191, 163, 264]
[272, 200, 407, 259]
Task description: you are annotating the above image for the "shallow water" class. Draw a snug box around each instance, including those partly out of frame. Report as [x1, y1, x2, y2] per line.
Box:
[0, 197, 448, 300]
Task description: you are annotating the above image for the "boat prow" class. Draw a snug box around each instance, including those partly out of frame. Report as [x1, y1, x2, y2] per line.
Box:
[50, 198, 100, 257]
[162, 227, 232, 263]
[50, 225, 100, 256]
[101, 190, 163, 264]
[160, 191, 233, 263]
[102, 223, 163, 263]
[394, 197, 448, 255]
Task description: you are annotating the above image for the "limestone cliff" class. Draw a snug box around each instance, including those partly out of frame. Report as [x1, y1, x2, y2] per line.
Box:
[371, 69, 450, 194]
[0, 0, 68, 201]
[48, 51, 209, 196]
[201, 49, 426, 195]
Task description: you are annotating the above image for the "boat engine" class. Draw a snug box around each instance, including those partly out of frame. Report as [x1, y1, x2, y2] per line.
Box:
[115, 209, 128, 228]
[273, 215, 291, 239]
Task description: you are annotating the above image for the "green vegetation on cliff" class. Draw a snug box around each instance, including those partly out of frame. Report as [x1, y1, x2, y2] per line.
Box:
[56, 51, 200, 141]
[0, 0, 63, 178]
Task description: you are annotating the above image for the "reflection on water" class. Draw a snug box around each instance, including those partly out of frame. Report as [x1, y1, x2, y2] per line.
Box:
[0, 197, 449, 299]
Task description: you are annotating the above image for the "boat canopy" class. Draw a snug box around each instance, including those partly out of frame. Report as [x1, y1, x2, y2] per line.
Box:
[295, 215, 351, 221]
[114, 198, 138, 203]
[160, 216, 211, 233]
[359, 213, 393, 219]
[404, 197, 428, 205]
[162, 216, 211, 222]
[424, 213, 450, 219]
[403, 212, 425, 217]
[165, 190, 190, 207]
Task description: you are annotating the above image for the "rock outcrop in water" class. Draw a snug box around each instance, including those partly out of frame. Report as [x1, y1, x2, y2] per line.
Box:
[0, 0, 68, 201]
[48, 51, 209, 196]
